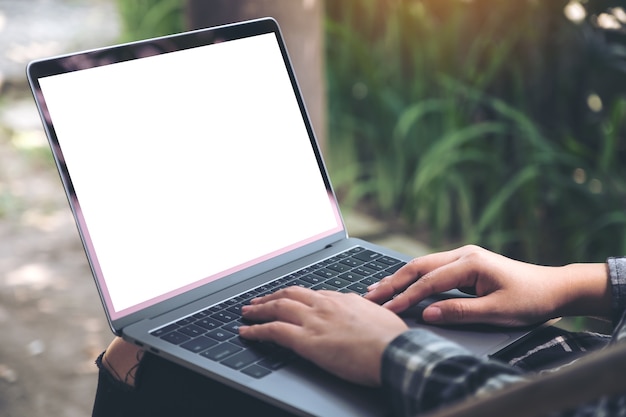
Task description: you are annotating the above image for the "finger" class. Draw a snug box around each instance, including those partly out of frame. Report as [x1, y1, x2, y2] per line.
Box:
[421, 298, 496, 325]
[365, 257, 435, 303]
[239, 321, 302, 350]
[366, 247, 475, 303]
[424, 295, 527, 327]
[242, 296, 310, 325]
[250, 285, 318, 306]
[382, 257, 481, 313]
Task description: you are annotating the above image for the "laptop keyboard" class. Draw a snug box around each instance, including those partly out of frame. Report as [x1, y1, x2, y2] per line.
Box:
[150, 246, 406, 379]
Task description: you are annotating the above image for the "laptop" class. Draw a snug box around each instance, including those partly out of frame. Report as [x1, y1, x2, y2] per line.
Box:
[27, 17, 537, 417]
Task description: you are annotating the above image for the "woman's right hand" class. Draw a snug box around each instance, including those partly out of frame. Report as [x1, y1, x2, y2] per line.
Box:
[365, 245, 611, 327]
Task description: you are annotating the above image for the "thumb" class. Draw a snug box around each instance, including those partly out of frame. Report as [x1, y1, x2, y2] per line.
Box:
[422, 298, 492, 325]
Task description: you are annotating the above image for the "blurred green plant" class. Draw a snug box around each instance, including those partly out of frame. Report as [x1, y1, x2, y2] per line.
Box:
[115, 0, 185, 42]
[113, 0, 626, 263]
[326, 0, 626, 264]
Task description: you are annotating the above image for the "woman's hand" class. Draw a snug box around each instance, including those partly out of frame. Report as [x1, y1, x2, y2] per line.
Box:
[240, 286, 408, 386]
[365, 245, 610, 327]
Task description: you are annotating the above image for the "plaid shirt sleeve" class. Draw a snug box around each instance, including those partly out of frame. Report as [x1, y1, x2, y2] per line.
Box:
[380, 257, 626, 417]
[380, 329, 525, 416]
[608, 257, 626, 329]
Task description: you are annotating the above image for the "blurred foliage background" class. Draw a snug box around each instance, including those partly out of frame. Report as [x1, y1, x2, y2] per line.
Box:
[116, 0, 626, 265]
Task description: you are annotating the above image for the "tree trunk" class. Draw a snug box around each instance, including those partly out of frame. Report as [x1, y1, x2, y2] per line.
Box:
[184, 0, 327, 150]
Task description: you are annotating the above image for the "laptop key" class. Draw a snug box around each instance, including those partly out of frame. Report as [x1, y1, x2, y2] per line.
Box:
[325, 277, 351, 288]
[200, 342, 242, 361]
[348, 282, 368, 294]
[340, 258, 363, 267]
[222, 320, 244, 334]
[208, 305, 223, 313]
[150, 323, 179, 337]
[354, 266, 377, 276]
[313, 268, 337, 279]
[242, 364, 272, 379]
[256, 285, 273, 294]
[176, 317, 194, 326]
[229, 336, 255, 348]
[161, 330, 191, 345]
[338, 272, 362, 282]
[352, 249, 382, 262]
[273, 277, 293, 286]
[359, 276, 378, 286]
[372, 271, 387, 280]
[181, 336, 218, 353]
[312, 283, 336, 291]
[348, 247, 366, 254]
[326, 263, 351, 273]
[232, 338, 283, 356]
[223, 299, 239, 308]
[365, 260, 387, 271]
[300, 274, 324, 285]
[211, 311, 237, 323]
[385, 262, 406, 274]
[226, 304, 244, 316]
[178, 324, 207, 338]
[195, 317, 222, 330]
[222, 349, 266, 370]
[258, 352, 294, 370]
[378, 256, 402, 265]
[240, 290, 258, 300]
[317, 260, 332, 268]
[292, 279, 312, 288]
[192, 310, 210, 318]
[206, 328, 236, 342]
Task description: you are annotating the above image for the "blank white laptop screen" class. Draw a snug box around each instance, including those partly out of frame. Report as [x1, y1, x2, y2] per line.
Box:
[38, 33, 342, 319]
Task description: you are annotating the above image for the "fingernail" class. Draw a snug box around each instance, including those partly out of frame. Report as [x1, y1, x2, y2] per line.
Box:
[367, 282, 379, 291]
[423, 306, 443, 323]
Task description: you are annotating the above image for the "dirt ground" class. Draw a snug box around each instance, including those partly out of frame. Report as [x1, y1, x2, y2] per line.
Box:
[0, 2, 120, 415]
[0, 85, 113, 417]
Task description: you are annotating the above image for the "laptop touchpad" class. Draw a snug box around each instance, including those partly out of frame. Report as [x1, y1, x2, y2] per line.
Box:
[400, 292, 513, 356]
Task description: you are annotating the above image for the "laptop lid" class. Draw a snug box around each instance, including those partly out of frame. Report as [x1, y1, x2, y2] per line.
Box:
[27, 18, 346, 334]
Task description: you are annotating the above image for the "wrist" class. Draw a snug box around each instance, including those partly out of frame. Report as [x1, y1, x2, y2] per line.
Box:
[556, 263, 611, 318]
